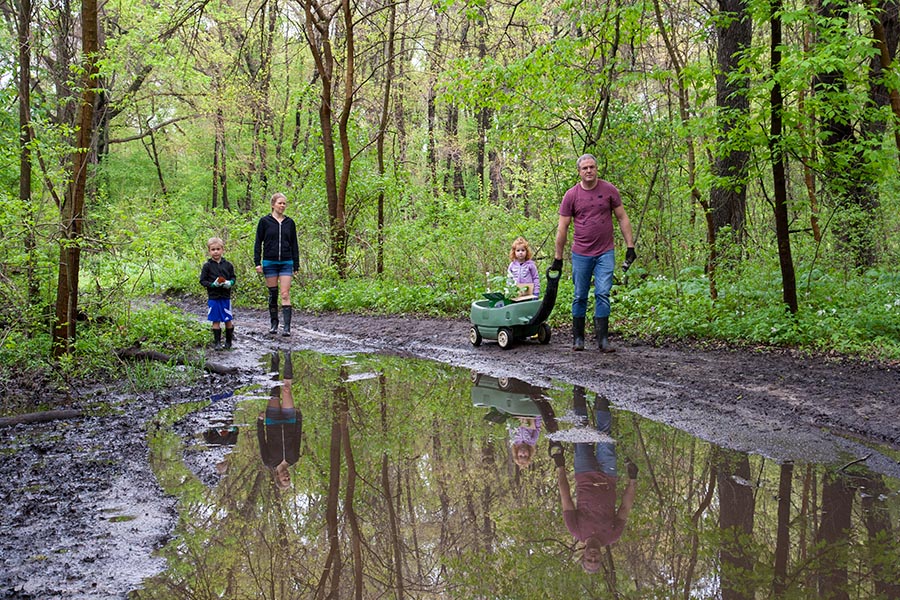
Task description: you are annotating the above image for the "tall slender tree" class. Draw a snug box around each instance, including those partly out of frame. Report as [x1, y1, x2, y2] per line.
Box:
[769, 0, 797, 313]
[52, 0, 99, 356]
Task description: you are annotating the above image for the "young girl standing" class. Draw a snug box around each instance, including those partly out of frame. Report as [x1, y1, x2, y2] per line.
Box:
[507, 236, 540, 299]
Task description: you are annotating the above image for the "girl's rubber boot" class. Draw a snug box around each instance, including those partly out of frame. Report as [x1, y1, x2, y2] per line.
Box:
[594, 317, 615, 353]
[224, 327, 234, 349]
[281, 306, 292, 337]
[572, 317, 585, 351]
[212, 328, 223, 350]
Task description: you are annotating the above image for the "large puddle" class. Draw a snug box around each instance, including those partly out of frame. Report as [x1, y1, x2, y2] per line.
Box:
[132, 350, 900, 598]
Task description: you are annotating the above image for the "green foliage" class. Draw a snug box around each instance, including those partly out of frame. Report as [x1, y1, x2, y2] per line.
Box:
[298, 275, 466, 316]
[123, 302, 208, 352]
[614, 264, 900, 360]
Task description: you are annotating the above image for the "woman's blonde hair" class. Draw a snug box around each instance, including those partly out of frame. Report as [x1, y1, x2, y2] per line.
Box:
[509, 236, 533, 262]
[270, 192, 287, 206]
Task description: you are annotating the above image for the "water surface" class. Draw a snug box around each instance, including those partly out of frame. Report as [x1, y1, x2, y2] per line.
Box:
[133, 351, 900, 599]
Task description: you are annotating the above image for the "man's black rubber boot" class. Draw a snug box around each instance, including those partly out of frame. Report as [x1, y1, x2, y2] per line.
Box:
[212, 328, 222, 350]
[573, 385, 589, 426]
[224, 327, 234, 349]
[572, 316, 585, 351]
[281, 306, 292, 336]
[594, 316, 615, 353]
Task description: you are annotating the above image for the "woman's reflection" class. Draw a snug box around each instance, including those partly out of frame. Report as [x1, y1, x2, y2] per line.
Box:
[550, 385, 638, 573]
[257, 350, 301, 490]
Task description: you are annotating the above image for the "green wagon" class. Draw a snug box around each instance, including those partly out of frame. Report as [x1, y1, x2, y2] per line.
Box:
[468, 266, 561, 349]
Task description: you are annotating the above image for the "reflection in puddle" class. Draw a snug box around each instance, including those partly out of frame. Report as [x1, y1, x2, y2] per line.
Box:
[133, 352, 900, 598]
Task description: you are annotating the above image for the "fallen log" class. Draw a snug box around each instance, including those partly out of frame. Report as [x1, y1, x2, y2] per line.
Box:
[0, 409, 83, 428]
[117, 347, 237, 375]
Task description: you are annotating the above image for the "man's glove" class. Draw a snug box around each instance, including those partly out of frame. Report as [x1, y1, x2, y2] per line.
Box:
[623, 247, 637, 270]
[222, 279, 234, 289]
[550, 258, 563, 273]
[626, 458, 639, 480]
[548, 440, 565, 468]
[210, 280, 221, 287]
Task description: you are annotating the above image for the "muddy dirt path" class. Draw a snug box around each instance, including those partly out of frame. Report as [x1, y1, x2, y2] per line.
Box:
[2, 297, 898, 598]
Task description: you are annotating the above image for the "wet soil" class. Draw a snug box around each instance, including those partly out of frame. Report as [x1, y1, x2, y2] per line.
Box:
[2, 297, 899, 598]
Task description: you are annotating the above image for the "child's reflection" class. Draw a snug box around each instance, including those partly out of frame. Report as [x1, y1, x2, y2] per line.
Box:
[257, 351, 301, 490]
[510, 416, 541, 469]
[550, 386, 638, 573]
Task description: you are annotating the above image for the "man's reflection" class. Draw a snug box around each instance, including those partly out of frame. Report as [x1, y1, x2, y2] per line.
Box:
[257, 350, 301, 490]
[550, 386, 637, 573]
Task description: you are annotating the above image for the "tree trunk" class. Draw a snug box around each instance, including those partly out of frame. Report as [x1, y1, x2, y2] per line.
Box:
[18, 0, 38, 305]
[858, 473, 900, 598]
[769, 0, 798, 313]
[652, 0, 718, 300]
[772, 462, 793, 596]
[304, 0, 352, 278]
[710, 0, 752, 244]
[427, 11, 442, 196]
[815, 472, 853, 600]
[375, 0, 397, 275]
[53, 0, 99, 357]
[444, 106, 464, 196]
[868, 0, 900, 163]
[814, 0, 881, 269]
[716, 449, 755, 600]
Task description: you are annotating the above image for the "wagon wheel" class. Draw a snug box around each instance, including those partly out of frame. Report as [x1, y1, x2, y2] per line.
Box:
[498, 377, 511, 390]
[469, 326, 483, 347]
[497, 328, 513, 349]
[537, 323, 552, 345]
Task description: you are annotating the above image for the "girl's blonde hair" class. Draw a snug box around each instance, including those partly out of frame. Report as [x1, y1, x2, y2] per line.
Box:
[511, 442, 536, 468]
[509, 236, 533, 262]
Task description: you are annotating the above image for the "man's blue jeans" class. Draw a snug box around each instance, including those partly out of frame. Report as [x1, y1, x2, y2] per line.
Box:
[571, 250, 615, 319]
[573, 407, 618, 477]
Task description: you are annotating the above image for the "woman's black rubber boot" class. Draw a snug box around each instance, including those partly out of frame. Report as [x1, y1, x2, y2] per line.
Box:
[267, 286, 279, 334]
[281, 306, 292, 336]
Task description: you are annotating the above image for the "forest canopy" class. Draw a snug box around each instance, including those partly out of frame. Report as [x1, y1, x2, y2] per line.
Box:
[1, 0, 900, 370]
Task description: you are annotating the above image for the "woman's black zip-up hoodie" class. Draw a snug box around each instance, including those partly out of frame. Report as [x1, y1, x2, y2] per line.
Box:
[254, 214, 300, 272]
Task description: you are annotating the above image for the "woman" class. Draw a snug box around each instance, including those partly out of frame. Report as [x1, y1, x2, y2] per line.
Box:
[254, 192, 300, 335]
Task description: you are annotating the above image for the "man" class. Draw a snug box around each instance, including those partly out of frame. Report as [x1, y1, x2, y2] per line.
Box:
[549, 387, 638, 573]
[552, 154, 636, 351]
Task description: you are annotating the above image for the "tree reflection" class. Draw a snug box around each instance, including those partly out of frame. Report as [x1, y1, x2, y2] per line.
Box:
[135, 353, 900, 600]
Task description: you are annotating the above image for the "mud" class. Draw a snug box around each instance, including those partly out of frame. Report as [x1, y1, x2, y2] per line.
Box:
[2, 296, 898, 598]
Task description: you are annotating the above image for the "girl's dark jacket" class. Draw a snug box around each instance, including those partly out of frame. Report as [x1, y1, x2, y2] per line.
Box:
[199, 258, 236, 300]
[254, 215, 300, 272]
